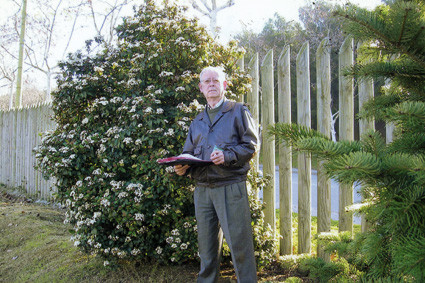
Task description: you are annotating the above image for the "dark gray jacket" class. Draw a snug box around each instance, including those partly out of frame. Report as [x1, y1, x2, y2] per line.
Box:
[182, 99, 259, 187]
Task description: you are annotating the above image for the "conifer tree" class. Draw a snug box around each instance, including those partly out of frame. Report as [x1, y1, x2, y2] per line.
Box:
[270, 0, 425, 280]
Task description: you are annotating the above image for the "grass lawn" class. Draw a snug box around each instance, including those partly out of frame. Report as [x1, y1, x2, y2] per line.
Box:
[0, 187, 359, 282]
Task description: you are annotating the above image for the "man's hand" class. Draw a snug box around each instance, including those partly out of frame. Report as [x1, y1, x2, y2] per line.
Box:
[174, 164, 190, 176]
[210, 150, 224, 165]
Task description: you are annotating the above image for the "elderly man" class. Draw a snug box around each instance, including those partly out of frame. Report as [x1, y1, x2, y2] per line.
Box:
[174, 66, 258, 283]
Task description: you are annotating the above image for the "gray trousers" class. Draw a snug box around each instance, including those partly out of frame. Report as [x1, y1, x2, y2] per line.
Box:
[194, 181, 257, 283]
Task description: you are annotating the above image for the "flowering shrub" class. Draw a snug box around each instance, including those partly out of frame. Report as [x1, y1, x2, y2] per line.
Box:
[35, 0, 275, 267]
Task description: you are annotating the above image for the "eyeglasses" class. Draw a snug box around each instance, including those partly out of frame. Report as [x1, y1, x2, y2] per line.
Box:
[201, 78, 220, 84]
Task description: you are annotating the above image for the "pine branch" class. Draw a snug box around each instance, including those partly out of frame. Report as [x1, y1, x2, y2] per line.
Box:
[357, 92, 403, 122]
[392, 234, 425, 280]
[359, 130, 387, 158]
[295, 137, 363, 159]
[335, 3, 425, 70]
[388, 101, 425, 124]
[323, 151, 381, 184]
[381, 153, 425, 181]
[268, 123, 329, 146]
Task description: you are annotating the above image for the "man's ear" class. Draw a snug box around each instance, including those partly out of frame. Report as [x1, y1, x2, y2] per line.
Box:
[223, 80, 228, 90]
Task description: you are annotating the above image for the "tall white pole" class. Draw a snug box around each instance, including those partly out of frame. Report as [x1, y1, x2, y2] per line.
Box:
[15, 0, 28, 109]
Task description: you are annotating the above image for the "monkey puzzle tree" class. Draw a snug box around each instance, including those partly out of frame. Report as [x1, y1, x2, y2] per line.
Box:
[270, 0, 425, 280]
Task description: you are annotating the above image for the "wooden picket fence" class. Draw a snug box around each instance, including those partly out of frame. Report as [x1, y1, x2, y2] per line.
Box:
[240, 37, 383, 257]
[0, 36, 388, 257]
[0, 103, 56, 200]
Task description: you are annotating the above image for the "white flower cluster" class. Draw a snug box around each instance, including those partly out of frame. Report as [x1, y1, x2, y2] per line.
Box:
[126, 183, 143, 191]
[176, 120, 189, 132]
[94, 66, 104, 73]
[189, 99, 203, 111]
[161, 204, 172, 215]
[135, 213, 145, 221]
[144, 107, 153, 114]
[147, 128, 164, 134]
[174, 36, 197, 52]
[101, 199, 110, 207]
[177, 102, 191, 113]
[131, 248, 141, 256]
[110, 96, 123, 104]
[126, 78, 141, 87]
[110, 180, 124, 190]
[105, 126, 123, 138]
[159, 71, 173, 77]
[123, 137, 133, 144]
[118, 192, 128, 199]
[166, 231, 190, 251]
[164, 128, 174, 137]
[93, 97, 109, 106]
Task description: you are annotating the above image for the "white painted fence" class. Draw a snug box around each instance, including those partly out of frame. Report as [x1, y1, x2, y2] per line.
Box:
[0, 103, 56, 200]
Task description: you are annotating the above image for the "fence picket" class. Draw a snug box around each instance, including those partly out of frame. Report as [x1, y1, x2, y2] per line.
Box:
[277, 45, 293, 255]
[247, 53, 260, 172]
[261, 49, 276, 234]
[296, 42, 312, 254]
[358, 42, 375, 233]
[316, 38, 332, 260]
[338, 36, 355, 233]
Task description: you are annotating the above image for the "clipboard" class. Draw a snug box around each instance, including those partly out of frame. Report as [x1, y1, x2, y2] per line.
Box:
[157, 154, 213, 166]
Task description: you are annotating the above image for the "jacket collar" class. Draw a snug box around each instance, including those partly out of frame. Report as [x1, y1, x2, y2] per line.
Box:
[198, 98, 234, 125]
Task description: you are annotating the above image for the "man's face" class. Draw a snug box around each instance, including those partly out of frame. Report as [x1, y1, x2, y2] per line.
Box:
[198, 70, 227, 101]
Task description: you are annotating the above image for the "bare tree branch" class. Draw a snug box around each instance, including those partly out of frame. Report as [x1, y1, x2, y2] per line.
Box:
[189, 0, 234, 37]
[62, 1, 85, 58]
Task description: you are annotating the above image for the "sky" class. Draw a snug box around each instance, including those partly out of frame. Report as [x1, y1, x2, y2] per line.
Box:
[0, 0, 384, 95]
[192, 0, 384, 43]
[2, 0, 384, 47]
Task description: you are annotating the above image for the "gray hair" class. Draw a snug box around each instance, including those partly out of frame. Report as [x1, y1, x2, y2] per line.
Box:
[199, 66, 227, 82]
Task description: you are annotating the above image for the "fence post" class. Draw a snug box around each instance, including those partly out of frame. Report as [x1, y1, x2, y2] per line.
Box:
[357, 42, 375, 233]
[338, 36, 354, 233]
[23, 107, 30, 193]
[296, 42, 312, 254]
[28, 106, 36, 196]
[17, 108, 24, 188]
[237, 56, 245, 103]
[3, 111, 10, 186]
[277, 45, 292, 255]
[278, 45, 293, 255]
[316, 38, 332, 260]
[261, 49, 276, 234]
[247, 53, 260, 172]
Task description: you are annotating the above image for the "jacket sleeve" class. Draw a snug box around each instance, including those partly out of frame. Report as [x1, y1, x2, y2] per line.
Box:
[223, 105, 259, 167]
[182, 123, 195, 156]
[179, 124, 195, 177]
